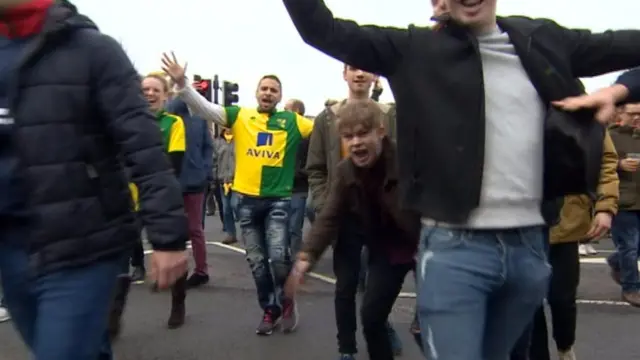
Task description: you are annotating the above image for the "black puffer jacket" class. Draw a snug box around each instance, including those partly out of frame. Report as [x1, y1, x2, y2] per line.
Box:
[10, 2, 187, 276]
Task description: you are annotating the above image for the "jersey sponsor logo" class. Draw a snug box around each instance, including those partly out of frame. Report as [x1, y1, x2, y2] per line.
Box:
[249, 132, 280, 159]
[256, 132, 273, 146]
[246, 148, 280, 159]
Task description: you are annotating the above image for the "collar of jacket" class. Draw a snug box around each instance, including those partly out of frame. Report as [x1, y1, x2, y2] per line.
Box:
[0, 0, 52, 38]
[341, 136, 398, 190]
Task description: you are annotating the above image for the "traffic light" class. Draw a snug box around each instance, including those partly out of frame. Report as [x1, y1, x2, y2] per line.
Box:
[223, 81, 239, 106]
[192, 75, 212, 101]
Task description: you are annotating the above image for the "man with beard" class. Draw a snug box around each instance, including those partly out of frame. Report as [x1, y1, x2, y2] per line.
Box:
[162, 53, 314, 335]
[280, 0, 640, 358]
[306, 64, 400, 360]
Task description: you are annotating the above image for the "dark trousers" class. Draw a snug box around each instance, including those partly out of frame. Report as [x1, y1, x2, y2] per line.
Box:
[130, 238, 145, 269]
[362, 257, 411, 360]
[528, 241, 580, 359]
[213, 181, 224, 224]
[333, 225, 365, 354]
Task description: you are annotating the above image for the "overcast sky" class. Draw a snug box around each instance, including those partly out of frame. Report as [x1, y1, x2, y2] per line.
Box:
[72, 0, 638, 114]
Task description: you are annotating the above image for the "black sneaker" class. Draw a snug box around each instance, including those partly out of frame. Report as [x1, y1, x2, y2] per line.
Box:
[256, 309, 280, 335]
[281, 298, 298, 333]
[131, 267, 146, 284]
[186, 273, 210, 289]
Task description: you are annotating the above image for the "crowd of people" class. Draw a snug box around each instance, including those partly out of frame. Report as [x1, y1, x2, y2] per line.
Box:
[1, 0, 640, 359]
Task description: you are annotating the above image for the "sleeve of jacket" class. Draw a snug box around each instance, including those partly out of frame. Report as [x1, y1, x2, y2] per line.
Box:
[550, 22, 640, 77]
[306, 110, 329, 211]
[202, 121, 214, 182]
[90, 33, 188, 251]
[295, 138, 310, 180]
[594, 130, 620, 215]
[302, 165, 346, 264]
[615, 67, 640, 103]
[282, 0, 409, 76]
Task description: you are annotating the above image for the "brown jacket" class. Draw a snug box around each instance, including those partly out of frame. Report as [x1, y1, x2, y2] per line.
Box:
[306, 100, 396, 211]
[609, 124, 640, 210]
[302, 138, 419, 264]
[550, 130, 619, 244]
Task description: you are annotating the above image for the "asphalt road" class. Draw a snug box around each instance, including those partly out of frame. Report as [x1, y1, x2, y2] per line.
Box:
[1, 216, 639, 359]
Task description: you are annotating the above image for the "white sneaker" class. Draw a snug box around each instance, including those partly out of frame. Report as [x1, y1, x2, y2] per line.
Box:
[578, 244, 588, 256]
[0, 307, 10, 323]
[558, 348, 576, 360]
[585, 243, 598, 255]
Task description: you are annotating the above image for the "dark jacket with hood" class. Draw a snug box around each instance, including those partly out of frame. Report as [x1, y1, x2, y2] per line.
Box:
[284, 0, 640, 224]
[166, 98, 214, 193]
[5, 1, 188, 275]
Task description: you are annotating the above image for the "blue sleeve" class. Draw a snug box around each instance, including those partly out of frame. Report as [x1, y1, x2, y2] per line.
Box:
[615, 67, 640, 103]
[202, 120, 214, 181]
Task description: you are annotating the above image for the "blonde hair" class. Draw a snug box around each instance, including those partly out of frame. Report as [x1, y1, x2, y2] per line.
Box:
[143, 73, 170, 93]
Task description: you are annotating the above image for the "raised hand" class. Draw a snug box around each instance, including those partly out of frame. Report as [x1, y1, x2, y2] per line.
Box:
[161, 52, 187, 89]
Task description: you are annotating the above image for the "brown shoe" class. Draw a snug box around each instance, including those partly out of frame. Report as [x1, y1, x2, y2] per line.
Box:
[167, 274, 187, 329]
[221, 235, 238, 245]
[622, 291, 640, 307]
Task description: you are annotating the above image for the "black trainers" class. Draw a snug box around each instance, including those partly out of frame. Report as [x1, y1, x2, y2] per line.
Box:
[281, 298, 298, 333]
[186, 273, 209, 289]
[256, 309, 280, 335]
[131, 267, 146, 284]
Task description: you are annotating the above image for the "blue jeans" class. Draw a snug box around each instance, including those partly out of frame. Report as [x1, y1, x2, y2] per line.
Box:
[417, 225, 550, 360]
[220, 188, 237, 237]
[0, 233, 124, 360]
[607, 210, 640, 292]
[289, 192, 307, 255]
[235, 192, 291, 312]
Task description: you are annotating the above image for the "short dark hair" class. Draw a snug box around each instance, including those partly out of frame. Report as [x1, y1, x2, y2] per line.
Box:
[259, 74, 282, 89]
[337, 99, 383, 133]
[288, 99, 305, 116]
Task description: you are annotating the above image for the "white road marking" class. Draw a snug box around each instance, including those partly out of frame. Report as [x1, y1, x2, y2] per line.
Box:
[142, 241, 631, 305]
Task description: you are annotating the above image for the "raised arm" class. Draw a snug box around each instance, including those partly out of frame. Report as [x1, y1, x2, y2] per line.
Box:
[551, 23, 640, 77]
[162, 52, 229, 127]
[615, 67, 640, 103]
[175, 85, 228, 127]
[282, 0, 409, 76]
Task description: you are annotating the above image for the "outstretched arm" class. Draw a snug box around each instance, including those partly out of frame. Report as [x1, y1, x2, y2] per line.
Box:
[282, 0, 409, 76]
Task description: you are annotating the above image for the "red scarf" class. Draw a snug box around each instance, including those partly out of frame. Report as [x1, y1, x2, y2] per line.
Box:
[0, 0, 53, 38]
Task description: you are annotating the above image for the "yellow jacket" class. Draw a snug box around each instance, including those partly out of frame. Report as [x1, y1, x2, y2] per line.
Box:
[550, 130, 619, 244]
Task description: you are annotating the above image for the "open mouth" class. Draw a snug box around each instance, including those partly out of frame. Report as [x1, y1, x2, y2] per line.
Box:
[351, 148, 369, 162]
[460, 0, 484, 8]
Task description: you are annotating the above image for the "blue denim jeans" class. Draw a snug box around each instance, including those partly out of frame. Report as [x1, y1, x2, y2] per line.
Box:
[417, 225, 550, 360]
[235, 192, 291, 312]
[220, 188, 237, 237]
[289, 192, 307, 256]
[607, 210, 640, 292]
[0, 233, 124, 360]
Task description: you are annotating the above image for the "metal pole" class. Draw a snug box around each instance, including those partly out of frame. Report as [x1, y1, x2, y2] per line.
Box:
[212, 74, 220, 136]
[213, 74, 220, 104]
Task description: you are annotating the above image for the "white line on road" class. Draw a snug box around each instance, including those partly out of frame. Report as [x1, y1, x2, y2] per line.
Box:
[143, 242, 631, 305]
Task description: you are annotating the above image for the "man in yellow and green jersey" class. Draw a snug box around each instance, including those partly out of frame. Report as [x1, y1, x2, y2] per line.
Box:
[176, 73, 312, 336]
